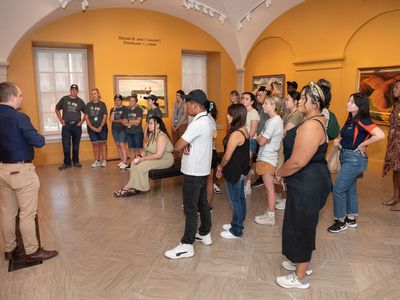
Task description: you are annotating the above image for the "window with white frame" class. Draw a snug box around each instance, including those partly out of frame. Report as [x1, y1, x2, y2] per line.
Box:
[182, 53, 207, 94]
[34, 47, 89, 138]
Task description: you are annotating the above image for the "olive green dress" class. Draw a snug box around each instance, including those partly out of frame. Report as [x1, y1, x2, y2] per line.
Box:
[125, 131, 174, 191]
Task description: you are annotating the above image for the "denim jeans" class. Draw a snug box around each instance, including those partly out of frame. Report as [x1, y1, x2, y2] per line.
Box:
[224, 176, 246, 237]
[61, 124, 82, 165]
[181, 175, 212, 244]
[332, 149, 368, 220]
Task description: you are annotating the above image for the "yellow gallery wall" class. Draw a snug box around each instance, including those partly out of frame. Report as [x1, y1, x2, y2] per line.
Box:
[7, 8, 236, 166]
[245, 0, 400, 173]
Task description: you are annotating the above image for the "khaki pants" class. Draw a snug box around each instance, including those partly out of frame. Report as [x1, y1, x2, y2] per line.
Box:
[0, 163, 39, 254]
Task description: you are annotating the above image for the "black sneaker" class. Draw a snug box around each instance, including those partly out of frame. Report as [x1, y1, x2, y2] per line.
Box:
[58, 164, 72, 170]
[327, 220, 348, 233]
[73, 162, 82, 168]
[251, 177, 264, 188]
[345, 217, 358, 228]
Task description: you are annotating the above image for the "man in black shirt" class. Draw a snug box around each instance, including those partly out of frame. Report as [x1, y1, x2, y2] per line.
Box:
[55, 84, 86, 170]
[0, 82, 58, 262]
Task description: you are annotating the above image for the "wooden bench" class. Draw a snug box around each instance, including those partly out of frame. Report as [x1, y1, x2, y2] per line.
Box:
[148, 160, 182, 200]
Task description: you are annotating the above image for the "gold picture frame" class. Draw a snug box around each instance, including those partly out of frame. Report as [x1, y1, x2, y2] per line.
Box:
[114, 75, 168, 116]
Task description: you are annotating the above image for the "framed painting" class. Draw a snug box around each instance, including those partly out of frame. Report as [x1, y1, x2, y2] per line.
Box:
[358, 67, 400, 125]
[252, 74, 285, 99]
[114, 75, 168, 116]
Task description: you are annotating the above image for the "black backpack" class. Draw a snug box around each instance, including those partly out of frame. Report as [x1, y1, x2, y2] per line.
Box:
[327, 111, 340, 140]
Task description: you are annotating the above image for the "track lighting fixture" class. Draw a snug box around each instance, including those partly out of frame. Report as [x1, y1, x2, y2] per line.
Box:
[181, 0, 227, 25]
[237, 0, 272, 31]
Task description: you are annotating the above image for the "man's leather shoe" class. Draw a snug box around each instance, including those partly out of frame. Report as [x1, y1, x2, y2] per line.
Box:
[4, 245, 22, 261]
[58, 164, 72, 170]
[73, 162, 82, 168]
[25, 248, 58, 263]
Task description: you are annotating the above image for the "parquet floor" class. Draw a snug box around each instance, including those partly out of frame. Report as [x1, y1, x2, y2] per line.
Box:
[1, 161, 400, 299]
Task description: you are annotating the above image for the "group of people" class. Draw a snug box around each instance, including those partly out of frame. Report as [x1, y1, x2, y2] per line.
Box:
[1, 78, 399, 291]
[56, 84, 164, 171]
[162, 80, 389, 292]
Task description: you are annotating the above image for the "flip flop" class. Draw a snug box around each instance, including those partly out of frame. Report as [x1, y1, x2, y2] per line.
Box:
[382, 200, 397, 206]
[390, 206, 400, 211]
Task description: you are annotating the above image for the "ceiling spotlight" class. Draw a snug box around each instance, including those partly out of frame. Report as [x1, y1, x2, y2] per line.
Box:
[59, 0, 70, 9]
[245, 13, 251, 21]
[182, 1, 227, 25]
[265, 0, 272, 8]
[237, 23, 242, 30]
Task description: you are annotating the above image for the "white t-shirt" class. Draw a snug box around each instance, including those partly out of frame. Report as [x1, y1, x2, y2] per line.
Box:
[257, 115, 284, 166]
[246, 109, 260, 139]
[181, 111, 213, 176]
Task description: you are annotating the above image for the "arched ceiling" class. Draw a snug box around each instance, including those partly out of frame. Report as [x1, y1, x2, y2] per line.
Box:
[0, 0, 303, 68]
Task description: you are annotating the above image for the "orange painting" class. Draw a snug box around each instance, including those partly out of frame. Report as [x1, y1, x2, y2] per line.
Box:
[358, 67, 400, 125]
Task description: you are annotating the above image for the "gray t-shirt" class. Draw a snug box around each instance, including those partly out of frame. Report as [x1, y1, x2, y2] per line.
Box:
[85, 100, 107, 128]
[56, 96, 86, 122]
[123, 106, 143, 134]
[110, 106, 128, 131]
[146, 107, 163, 122]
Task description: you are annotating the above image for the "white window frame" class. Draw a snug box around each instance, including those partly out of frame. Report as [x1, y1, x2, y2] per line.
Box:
[33, 47, 89, 141]
[182, 53, 207, 94]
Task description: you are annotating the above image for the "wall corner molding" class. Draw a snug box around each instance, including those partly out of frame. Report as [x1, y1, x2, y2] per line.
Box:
[293, 56, 345, 72]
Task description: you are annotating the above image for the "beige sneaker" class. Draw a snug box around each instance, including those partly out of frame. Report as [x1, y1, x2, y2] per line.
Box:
[255, 214, 275, 225]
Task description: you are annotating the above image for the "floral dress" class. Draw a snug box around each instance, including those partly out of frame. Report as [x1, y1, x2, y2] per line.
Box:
[383, 103, 400, 176]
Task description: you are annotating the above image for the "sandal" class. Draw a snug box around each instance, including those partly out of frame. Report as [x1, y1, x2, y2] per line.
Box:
[114, 188, 133, 197]
[382, 199, 397, 206]
[113, 188, 140, 197]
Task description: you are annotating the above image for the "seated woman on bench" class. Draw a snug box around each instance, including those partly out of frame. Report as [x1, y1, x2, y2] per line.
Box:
[114, 116, 174, 197]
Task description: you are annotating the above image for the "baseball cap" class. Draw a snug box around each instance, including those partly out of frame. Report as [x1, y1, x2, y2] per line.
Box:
[183, 89, 209, 106]
[144, 94, 158, 102]
[287, 81, 298, 89]
[114, 94, 123, 100]
[70, 84, 79, 90]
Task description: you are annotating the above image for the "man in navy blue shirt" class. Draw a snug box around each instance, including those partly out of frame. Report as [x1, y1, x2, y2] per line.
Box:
[0, 82, 58, 263]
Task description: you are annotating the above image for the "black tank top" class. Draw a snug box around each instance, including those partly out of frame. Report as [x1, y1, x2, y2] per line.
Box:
[283, 117, 328, 163]
[223, 130, 250, 183]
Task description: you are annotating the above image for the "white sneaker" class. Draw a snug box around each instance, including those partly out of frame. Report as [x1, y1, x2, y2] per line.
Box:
[119, 163, 128, 170]
[255, 214, 275, 226]
[91, 160, 101, 168]
[282, 261, 313, 275]
[164, 243, 194, 259]
[117, 161, 123, 167]
[244, 180, 252, 195]
[101, 160, 107, 167]
[213, 184, 222, 194]
[254, 211, 268, 221]
[220, 230, 239, 239]
[222, 224, 231, 231]
[275, 201, 286, 210]
[276, 272, 310, 289]
[195, 233, 212, 245]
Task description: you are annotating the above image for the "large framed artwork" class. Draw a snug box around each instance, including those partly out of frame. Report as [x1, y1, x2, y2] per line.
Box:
[114, 75, 168, 116]
[252, 74, 285, 99]
[358, 67, 400, 125]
